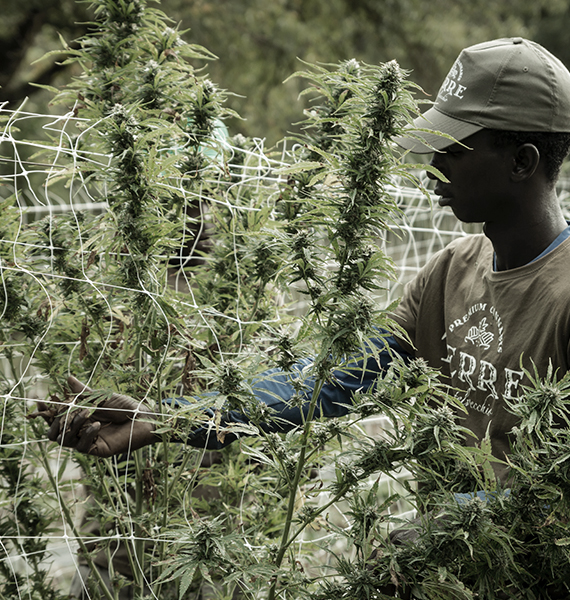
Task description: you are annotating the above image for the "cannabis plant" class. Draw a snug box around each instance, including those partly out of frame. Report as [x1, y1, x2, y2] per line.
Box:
[2, 1, 570, 600]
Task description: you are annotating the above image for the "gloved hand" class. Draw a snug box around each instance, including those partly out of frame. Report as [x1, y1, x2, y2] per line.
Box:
[32, 376, 158, 457]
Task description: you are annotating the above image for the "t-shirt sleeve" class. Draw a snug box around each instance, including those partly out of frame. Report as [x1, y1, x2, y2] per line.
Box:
[171, 330, 412, 450]
[390, 266, 430, 355]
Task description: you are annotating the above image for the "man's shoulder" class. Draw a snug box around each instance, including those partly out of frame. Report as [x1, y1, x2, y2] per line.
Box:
[424, 233, 491, 273]
[443, 233, 489, 255]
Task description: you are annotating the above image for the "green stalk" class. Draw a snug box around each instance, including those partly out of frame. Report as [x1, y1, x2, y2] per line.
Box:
[268, 376, 325, 600]
[94, 460, 138, 600]
[131, 312, 146, 596]
[96, 459, 141, 579]
[6, 351, 25, 402]
[133, 443, 145, 595]
[31, 436, 116, 600]
[154, 365, 170, 598]
[284, 484, 351, 552]
[6, 353, 53, 587]
[167, 447, 194, 498]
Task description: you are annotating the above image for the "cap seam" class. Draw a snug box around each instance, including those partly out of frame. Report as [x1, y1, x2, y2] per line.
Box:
[531, 42, 557, 130]
[432, 106, 484, 128]
[484, 48, 514, 122]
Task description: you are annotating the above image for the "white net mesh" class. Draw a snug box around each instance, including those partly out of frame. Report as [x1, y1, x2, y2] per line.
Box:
[1, 104, 569, 597]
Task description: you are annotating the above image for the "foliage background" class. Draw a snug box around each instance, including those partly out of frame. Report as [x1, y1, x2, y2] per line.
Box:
[5, 0, 570, 144]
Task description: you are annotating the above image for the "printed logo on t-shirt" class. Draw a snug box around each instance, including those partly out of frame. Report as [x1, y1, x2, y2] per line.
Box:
[448, 302, 504, 352]
[442, 303, 524, 417]
[465, 317, 494, 349]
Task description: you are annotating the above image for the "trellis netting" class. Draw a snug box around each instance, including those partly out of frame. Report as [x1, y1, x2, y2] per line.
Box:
[1, 104, 570, 597]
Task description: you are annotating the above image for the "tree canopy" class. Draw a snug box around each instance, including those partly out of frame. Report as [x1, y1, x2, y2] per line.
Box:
[2, 0, 570, 144]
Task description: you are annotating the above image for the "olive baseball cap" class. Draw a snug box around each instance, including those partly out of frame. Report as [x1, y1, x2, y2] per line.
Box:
[397, 37, 570, 154]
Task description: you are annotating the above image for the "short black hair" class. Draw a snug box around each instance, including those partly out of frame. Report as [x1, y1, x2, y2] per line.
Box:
[489, 130, 570, 183]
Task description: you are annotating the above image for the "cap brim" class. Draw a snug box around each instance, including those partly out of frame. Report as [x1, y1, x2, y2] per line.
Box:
[395, 107, 483, 153]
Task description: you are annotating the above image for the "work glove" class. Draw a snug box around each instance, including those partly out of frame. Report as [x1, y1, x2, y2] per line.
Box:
[32, 376, 158, 457]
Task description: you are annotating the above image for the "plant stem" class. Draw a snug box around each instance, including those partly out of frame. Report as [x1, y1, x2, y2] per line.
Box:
[133, 449, 145, 595]
[32, 436, 116, 600]
[268, 376, 325, 600]
[154, 367, 170, 598]
[96, 459, 141, 577]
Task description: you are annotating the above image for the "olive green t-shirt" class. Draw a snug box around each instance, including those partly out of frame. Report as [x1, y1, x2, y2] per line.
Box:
[391, 233, 570, 482]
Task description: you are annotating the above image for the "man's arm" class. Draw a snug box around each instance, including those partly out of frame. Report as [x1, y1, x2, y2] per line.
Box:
[36, 331, 411, 456]
[185, 331, 411, 449]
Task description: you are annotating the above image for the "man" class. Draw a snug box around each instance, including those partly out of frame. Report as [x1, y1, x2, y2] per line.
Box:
[392, 37, 570, 483]
[43, 37, 570, 485]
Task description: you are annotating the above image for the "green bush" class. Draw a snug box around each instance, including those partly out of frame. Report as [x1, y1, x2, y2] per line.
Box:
[1, 2, 570, 599]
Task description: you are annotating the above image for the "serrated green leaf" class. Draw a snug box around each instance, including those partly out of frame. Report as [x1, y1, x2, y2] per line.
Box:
[179, 565, 197, 599]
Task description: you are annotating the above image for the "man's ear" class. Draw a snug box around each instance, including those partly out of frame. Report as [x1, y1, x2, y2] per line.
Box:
[511, 143, 540, 182]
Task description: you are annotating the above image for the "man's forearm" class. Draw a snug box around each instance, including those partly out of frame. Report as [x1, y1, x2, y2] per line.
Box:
[180, 331, 412, 450]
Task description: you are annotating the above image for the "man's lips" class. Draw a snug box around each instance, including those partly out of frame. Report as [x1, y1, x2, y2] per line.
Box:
[434, 187, 452, 206]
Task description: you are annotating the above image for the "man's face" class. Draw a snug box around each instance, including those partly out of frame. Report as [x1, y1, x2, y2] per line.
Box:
[427, 130, 516, 224]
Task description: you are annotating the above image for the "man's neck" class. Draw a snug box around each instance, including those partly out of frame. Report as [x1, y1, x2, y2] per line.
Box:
[484, 200, 567, 271]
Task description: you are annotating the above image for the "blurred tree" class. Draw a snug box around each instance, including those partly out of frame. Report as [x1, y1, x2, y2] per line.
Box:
[533, 2, 570, 68]
[0, 0, 569, 143]
[136, 0, 570, 143]
[0, 0, 89, 111]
